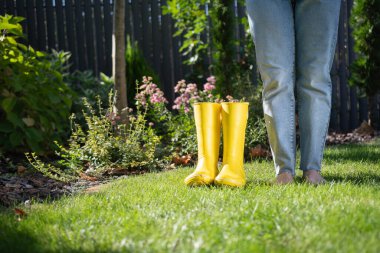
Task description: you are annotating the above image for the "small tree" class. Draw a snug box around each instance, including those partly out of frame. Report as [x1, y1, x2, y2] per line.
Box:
[350, 0, 380, 129]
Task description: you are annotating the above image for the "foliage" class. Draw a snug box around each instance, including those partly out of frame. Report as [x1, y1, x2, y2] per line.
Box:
[0, 15, 73, 153]
[349, 0, 380, 95]
[209, 0, 236, 95]
[125, 36, 160, 107]
[350, 0, 380, 129]
[135, 76, 266, 158]
[27, 91, 162, 182]
[162, 0, 208, 65]
[163, 0, 260, 98]
[65, 70, 113, 127]
[245, 117, 269, 151]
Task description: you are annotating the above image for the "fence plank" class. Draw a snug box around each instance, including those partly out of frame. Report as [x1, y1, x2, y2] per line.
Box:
[338, 0, 349, 132]
[131, 0, 142, 45]
[346, 0, 358, 129]
[94, 0, 105, 74]
[16, 0, 26, 17]
[161, 0, 174, 102]
[103, 0, 112, 75]
[65, 0, 78, 70]
[151, 0, 162, 77]
[15, 0, 27, 43]
[46, 0, 56, 49]
[125, 0, 132, 38]
[5, 0, 15, 15]
[75, 0, 86, 70]
[36, 0, 47, 51]
[0, 1, 6, 16]
[55, 0, 66, 50]
[172, 19, 182, 83]
[84, 0, 95, 73]
[26, 0, 37, 47]
[141, 0, 152, 63]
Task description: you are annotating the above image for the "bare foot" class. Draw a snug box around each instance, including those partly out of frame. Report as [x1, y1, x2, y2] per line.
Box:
[303, 170, 326, 185]
[274, 172, 294, 185]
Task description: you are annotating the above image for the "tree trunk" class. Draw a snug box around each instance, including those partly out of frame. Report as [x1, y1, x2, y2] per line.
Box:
[368, 92, 380, 130]
[112, 0, 127, 115]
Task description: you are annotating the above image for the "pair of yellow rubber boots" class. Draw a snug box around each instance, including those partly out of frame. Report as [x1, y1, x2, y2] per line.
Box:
[184, 102, 249, 187]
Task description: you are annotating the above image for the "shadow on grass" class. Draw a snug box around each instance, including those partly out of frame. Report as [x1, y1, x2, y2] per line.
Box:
[324, 143, 380, 164]
[246, 172, 380, 187]
[0, 218, 40, 253]
[322, 172, 380, 186]
[0, 218, 121, 253]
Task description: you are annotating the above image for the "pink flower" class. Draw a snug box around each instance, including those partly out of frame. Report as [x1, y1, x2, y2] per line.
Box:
[207, 76, 216, 85]
[203, 82, 215, 92]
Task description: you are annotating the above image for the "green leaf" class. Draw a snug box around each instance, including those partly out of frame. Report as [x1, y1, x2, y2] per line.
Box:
[9, 131, 23, 146]
[6, 112, 24, 127]
[6, 36, 17, 45]
[0, 23, 19, 30]
[0, 121, 13, 133]
[1, 97, 17, 112]
[48, 93, 60, 104]
[25, 128, 44, 142]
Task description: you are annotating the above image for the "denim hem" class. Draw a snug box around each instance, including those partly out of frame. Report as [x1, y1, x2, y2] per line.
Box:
[278, 168, 295, 176]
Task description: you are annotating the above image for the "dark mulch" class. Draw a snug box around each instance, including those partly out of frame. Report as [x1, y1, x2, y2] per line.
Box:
[0, 168, 108, 207]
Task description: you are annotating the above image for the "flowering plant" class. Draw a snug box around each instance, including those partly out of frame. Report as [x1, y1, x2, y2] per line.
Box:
[135, 76, 168, 108]
[133, 75, 247, 160]
[172, 76, 240, 114]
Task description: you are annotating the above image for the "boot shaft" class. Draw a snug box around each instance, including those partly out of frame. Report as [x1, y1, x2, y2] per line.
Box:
[221, 102, 249, 167]
[193, 102, 222, 169]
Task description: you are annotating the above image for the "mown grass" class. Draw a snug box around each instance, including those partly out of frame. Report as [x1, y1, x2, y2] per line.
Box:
[1, 139, 380, 253]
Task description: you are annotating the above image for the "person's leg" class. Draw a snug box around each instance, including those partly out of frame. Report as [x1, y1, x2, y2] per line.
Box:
[295, 0, 341, 183]
[246, 0, 296, 181]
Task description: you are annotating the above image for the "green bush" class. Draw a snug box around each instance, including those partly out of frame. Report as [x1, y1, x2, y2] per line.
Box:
[27, 91, 163, 182]
[0, 15, 74, 153]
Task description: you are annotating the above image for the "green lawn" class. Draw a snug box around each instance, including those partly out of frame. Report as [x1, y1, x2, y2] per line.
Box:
[1, 140, 380, 253]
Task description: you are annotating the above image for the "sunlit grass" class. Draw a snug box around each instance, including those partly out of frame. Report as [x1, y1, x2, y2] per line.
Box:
[1, 140, 379, 253]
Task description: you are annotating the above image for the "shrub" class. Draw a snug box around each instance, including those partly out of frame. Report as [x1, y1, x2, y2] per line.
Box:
[0, 15, 74, 153]
[27, 91, 162, 182]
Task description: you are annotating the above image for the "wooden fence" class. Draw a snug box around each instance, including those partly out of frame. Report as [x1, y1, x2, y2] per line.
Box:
[1, 0, 378, 132]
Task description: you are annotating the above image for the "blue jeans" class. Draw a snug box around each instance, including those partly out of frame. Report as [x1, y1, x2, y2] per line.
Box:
[246, 0, 341, 175]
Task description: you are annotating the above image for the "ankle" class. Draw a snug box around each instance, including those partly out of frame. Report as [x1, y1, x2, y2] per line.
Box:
[275, 171, 294, 185]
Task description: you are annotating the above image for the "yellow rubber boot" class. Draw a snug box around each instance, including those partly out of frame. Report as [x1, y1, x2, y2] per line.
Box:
[215, 102, 249, 187]
[184, 102, 222, 186]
